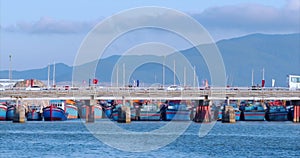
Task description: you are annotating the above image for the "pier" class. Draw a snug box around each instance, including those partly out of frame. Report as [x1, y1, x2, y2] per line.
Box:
[1, 87, 299, 101]
[1, 87, 300, 123]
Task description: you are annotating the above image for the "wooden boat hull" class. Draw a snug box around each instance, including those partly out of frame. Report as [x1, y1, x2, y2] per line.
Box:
[65, 104, 78, 119]
[165, 110, 191, 121]
[6, 107, 15, 121]
[43, 106, 67, 121]
[81, 105, 103, 119]
[0, 105, 7, 121]
[27, 111, 43, 121]
[243, 111, 265, 121]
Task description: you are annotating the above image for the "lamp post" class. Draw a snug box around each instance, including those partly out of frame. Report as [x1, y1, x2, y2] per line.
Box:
[9, 54, 12, 80]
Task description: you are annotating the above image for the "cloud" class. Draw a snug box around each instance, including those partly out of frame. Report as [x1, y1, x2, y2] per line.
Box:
[2, 16, 97, 34]
[285, 0, 300, 11]
[1, 0, 299, 38]
[194, 0, 300, 34]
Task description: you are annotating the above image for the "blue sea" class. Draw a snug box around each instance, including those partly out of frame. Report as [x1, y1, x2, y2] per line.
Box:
[0, 120, 299, 157]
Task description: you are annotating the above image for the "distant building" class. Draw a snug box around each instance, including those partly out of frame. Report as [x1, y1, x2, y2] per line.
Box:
[0, 79, 24, 87]
[287, 75, 300, 90]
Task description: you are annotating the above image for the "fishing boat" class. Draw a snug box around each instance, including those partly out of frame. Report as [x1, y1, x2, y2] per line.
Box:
[241, 101, 266, 121]
[0, 102, 7, 121]
[65, 100, 78, 119]
[218, 103, 241, 121]
[287, 105, 294, 121]
[164, 100, 191, 121]
[132, 101, 161, 121]
[81, 104, 103, 119]
[6, 103, 16, 121]
[26, 104, 43, 121]
[111, 104, 123, 121]
[43, 100, 67, 121]
[100, 100, 114, 118]
[111, 100, 132, 121]
[266, 100, 288, 121]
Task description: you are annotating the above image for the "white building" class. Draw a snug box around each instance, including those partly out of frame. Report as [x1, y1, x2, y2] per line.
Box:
[0, 79, 24, 87]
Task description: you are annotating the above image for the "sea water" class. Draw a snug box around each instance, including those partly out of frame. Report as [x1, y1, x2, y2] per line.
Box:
[0, 120, 299, 157]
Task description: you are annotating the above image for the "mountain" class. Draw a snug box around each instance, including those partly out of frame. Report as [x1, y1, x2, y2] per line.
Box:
[217, 33, 300, 87]
[1, 33, 299, 87]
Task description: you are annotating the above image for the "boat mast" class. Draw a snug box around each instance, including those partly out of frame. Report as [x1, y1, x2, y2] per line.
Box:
[251, 69, 254, 86]
[184, 66, 186, 87]
[193, 66, 196, 88]
[262, 68, 265, 80]
[47, 64, 50, 88]
[162, 56, 165, 88]
[123, 63, 125, 87]
[53, 61, 56, 87]
[116, 64, 119, 87]
[173, 60, 176, 85]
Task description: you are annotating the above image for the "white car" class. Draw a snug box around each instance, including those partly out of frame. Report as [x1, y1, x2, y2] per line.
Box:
[25, 86, 41, 91]
[167, 85, 184, 91]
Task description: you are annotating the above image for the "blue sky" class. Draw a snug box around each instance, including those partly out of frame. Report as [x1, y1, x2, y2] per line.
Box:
[0, 0, 299, 70]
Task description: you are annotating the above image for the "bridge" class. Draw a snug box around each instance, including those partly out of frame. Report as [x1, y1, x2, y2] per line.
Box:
[1, 87, 300, 101]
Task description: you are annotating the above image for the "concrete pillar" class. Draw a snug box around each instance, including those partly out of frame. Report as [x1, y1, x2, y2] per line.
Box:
[226, 96, 230, 106]
[13, 97, 25, 123]
[117, 97, 131, 123]
[117, 105, 131, 123]
[193, 95, 211, 123]
[86, 96, 95, 123]
[222, 106, 236, 123]
[292, 100, 300, 123]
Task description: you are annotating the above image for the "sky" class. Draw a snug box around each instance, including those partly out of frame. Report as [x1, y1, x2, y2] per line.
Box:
[0, 0, 299, 70]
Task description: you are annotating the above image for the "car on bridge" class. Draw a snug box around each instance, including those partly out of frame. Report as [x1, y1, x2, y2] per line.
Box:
[167, 85, 184, 91]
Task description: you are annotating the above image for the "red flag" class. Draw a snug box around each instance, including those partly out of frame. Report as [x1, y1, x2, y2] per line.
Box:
[93, 79, 98, 84]
[262, 80, 265, 87]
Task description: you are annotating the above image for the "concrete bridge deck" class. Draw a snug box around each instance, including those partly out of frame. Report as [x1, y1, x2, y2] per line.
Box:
[1, 87, 300, 101]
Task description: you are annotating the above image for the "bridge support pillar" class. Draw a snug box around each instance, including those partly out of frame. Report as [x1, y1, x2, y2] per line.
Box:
[292, 101, 300, 123]
[13, 97, 25, 123]
[86, 96, 95, 123]
[193, 95, 211, 123]
[118, 97, 131, 123]
[222, 106, 236, 123]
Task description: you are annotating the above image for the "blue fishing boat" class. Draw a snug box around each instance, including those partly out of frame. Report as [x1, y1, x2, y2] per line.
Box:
[6, 105, 15, 121]
[164, 100, 191, 121]
[0, 104, 7, 121]
[133, 101, 161, 121]
[266, 100, 288, 121]
[287, 106, 294, 121]
[81, 105, 103, 119]
[43, 100, 67, 121]
[65, 100, 78, 119]
[111, 104, 124, 121]
[26, 105, 43, 121]
[100, 100, 115, 118]
[94, 105, 103, 119]
[218, 103, 241, 121]
[242, 101, 266, 121]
